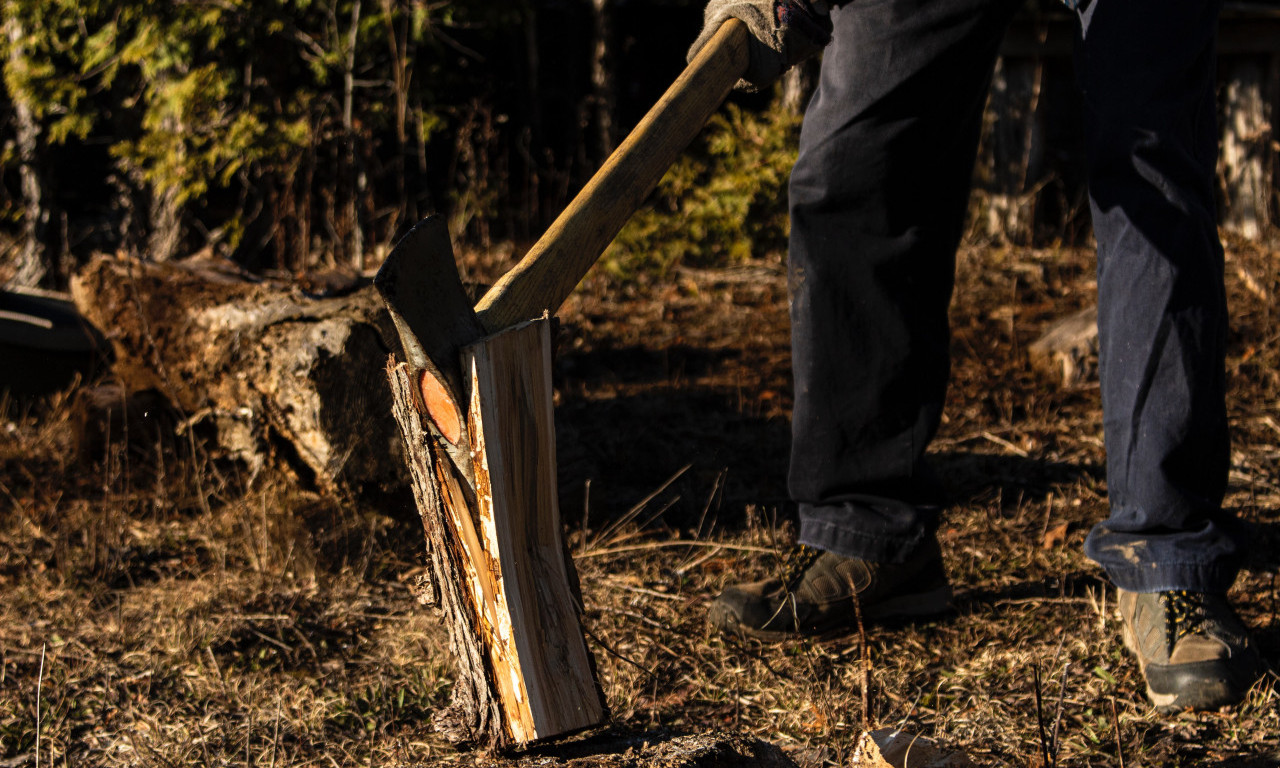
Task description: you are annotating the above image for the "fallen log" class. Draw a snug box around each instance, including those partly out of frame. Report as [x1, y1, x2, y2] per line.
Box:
[70, 254, 403, 493]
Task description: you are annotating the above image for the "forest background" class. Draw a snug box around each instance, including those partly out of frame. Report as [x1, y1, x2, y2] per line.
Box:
[4, 0, 1274, 293]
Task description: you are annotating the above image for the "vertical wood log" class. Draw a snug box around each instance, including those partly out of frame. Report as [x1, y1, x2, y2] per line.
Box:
[386, 316, 606, 749]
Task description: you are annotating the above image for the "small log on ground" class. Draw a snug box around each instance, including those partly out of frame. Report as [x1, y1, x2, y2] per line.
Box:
[69, 254, 403, 492]
[1027, 304, 1098, 389]
[387, 316, 607, 749]
[851, 729, 972, 768]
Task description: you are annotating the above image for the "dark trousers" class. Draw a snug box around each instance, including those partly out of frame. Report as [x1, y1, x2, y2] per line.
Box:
[789, 0, 1244, 593]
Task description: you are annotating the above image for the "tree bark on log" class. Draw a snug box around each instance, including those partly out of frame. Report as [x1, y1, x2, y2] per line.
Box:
[69, 254, 403, 493]
[386, 317, 606, 749]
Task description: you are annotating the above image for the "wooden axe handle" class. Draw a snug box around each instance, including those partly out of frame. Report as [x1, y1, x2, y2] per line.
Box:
[474, 20, 751, 333]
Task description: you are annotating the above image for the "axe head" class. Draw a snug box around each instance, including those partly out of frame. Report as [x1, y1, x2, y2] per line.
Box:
[375, 215, 485, 454]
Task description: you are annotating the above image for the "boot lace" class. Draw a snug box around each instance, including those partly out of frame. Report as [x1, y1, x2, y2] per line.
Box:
[1159, 590, 1207, 650]
[779, 544, 822, 591]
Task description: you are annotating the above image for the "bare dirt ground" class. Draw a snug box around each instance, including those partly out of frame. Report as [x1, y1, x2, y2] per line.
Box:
[2, 239, 1278, 766]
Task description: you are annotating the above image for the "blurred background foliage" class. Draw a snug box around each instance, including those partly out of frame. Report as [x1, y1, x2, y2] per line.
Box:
[2, 0, 1275, 290]
[0, 0, 743, 287]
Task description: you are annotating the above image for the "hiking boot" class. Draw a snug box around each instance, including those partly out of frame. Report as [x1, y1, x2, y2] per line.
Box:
[708, 539, 951, 640]
[1117, 588, 1266, 712]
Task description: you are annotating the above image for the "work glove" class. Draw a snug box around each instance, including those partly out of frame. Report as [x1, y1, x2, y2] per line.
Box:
[688, 0, 834, 91]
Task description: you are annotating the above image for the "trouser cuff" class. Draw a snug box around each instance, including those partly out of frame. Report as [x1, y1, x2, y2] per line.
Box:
[797, 498, 940, 563]
[1097, 563, 1238, 594]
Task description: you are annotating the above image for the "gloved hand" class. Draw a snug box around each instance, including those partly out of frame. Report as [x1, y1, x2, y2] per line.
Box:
[688, 0, 834, 91]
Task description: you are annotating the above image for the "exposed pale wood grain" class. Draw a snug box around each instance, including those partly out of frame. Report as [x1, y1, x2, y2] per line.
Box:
[463, 317, 606, 741]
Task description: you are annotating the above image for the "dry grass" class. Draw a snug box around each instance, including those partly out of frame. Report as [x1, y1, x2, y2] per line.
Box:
[2, 239, 1279, 767]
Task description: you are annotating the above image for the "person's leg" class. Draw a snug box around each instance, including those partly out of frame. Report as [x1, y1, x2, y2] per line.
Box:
[1075, 0, 1262, 709]
[1077, 0, 1240, 598]
[710, 0, 1021, 638]
[788, 0, 1020, 563]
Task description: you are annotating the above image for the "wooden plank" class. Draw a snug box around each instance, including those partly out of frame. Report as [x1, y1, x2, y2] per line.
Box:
[462, 316, 607, 741]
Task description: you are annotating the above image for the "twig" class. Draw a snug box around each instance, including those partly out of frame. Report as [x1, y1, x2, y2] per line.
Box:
[854, 594, 870, 731]
[580, 623, 657, 681]
[35, 644, 45, 768]
[1050, 661, 1070, 765]
[588, 464, 689, 550]
[599, 578, 687, 601]
[981, 430, 1030, 457]
[270, 698, 282, 768]
[694, 469, 726, 541]
[577, 540, 773, 559]
[1110, 695, 1126, 768]
[1033, 664, 1051, 768]
[673, 544, 725, 576]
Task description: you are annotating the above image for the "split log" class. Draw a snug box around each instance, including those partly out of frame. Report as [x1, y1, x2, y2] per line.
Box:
[69, 254, 403, 492]
[387, 316, 607, 749]
[1027, 305, 1098, 389]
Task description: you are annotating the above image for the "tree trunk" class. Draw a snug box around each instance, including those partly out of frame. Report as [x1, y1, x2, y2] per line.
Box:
[343, 0, 366, 268]
[1218, 56, 1273, 238]
[589, 0, 617, 160]
[781, 58, 819, 117]
[5, 16, 53, 288]
[146, 172, 184, 262]
[977, 55, 1044, 245]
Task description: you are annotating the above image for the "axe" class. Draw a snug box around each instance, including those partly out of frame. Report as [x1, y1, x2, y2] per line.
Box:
[376, 21, 749, 749]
